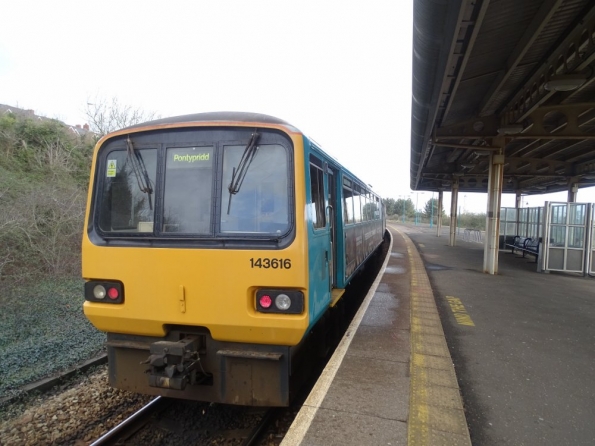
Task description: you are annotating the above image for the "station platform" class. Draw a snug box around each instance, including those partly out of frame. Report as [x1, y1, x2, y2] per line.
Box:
[282, 223, 595, 445]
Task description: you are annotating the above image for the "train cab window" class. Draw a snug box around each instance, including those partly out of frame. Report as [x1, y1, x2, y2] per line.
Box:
[163, 147, 214, 234]
[309, 160, 326, 229]
[221, 144, 289, 234]
[98, 148, 157, 233]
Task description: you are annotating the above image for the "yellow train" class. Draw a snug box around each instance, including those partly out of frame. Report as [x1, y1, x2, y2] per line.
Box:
[82, 112, 385, 406]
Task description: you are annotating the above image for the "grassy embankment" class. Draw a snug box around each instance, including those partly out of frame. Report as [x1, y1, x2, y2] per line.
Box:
[0, 112, 105, 400]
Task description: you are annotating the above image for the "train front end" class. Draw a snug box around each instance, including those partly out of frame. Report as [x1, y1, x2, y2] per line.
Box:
[82, 113, 309, 406]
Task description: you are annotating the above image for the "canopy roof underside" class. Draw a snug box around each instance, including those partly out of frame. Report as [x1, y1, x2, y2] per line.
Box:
[411, 0, 595, 195]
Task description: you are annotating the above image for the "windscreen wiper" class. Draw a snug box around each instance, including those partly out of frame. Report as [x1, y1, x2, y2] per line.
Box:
[126, 136, 153, 210]
[226, 130, 260, 214]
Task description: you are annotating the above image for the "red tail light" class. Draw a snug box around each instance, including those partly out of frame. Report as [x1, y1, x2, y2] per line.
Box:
[259, 294, 272, 308]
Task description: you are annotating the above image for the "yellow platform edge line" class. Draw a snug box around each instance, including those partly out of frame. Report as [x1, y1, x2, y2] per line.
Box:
[389, 225, 472, 446]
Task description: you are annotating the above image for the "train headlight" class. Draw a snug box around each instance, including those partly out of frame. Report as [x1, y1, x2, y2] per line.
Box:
[93, 285, 106, 299]
[85, 281, 124, 304]
[256, 289, 304, 314]
[275, 294, 291, 311]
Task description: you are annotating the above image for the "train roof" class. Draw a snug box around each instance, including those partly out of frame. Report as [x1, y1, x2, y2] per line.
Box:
[124, 111, 300, 132]
[119, 112, 378, 196]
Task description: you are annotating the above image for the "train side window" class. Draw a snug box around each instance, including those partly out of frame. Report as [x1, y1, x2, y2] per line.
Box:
[309, 161, 326, 229]
[98, 148, 157, 233]
[373, 196, 380, 220]
[353, 186, 362, 223]
[363, 192, 373, 221]
[343, 186, 354, 224]
[163, 146, 214, 234]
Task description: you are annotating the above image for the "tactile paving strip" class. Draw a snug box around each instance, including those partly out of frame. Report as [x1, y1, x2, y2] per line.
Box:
[396, 228, 472, 446]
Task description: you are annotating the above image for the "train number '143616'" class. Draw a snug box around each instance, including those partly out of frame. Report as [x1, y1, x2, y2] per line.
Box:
[250, 258, 292, 269]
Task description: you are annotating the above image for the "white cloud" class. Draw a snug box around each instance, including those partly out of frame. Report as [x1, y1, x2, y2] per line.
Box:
[1, 0, 412, 199]
[3, 1, 592, 207]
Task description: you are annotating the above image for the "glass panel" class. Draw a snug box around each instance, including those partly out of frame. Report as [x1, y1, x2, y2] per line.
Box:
[163, 147, 214, 234]
[98, 149, 157, 233]
[221, 144, 289, 234]
[372, 200, 380, 220]
[549, 226, 566, 247]
[568, 226, 585, 248]
[343, 186, 354, 224]
[353, 192, 362, 223]
[364, 197, 376, 221]
[512, 208, 518, 221]
[550, 204, 567, 225]
[569, 204, 586, 225]
[534, 224, 539, 239]
[309, 164, 326, 229]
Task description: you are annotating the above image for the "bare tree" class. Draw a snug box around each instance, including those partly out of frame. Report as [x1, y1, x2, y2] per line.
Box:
[17, 185, 86, 275]
[84, 96, 160, 137]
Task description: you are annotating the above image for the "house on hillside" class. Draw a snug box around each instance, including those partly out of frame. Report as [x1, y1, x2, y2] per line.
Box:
[0, 103, 96, 142]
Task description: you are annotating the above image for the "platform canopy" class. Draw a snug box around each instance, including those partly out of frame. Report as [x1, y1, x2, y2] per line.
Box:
[411, 0, 595, 195]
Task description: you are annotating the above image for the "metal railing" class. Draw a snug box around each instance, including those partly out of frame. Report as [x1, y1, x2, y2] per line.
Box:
[462, 228, 483, 243]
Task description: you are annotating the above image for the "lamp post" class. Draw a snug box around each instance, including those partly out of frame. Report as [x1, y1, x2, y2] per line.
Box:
[415, 193, 420, 225]
[430, 191, 434, 228]
[415, 192, 424, 226]
[401, 195, 406, 222]
[458, 204, 462, 233]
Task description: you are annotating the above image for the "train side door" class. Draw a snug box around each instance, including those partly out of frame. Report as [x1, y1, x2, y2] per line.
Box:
[309, 156, 332, 307]
[326, 165, 337, 289]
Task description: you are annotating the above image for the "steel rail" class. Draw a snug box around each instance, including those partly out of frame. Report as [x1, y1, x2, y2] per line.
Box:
[89, 396, 165, 446]
[241, 408, 278, 446]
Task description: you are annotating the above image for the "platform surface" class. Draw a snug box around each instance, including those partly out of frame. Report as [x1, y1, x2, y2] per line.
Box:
[282, 223, 595, 445]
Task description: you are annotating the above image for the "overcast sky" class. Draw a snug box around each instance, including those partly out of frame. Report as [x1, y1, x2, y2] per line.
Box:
[1, 0, 593, 213]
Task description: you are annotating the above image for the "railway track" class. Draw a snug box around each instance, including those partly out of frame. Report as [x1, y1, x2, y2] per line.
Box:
[0, 353, 108, 408]
[89, 397, 279, 446]
[1, 237, 389, 446]
[89, 396, 171, 445]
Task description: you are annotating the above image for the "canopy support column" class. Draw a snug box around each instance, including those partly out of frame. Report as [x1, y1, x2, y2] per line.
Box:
[483, 143, 504, 274]
[567, 179, 578, 203]
[449, 180, 459, 246]
[437, 190, 444, 237]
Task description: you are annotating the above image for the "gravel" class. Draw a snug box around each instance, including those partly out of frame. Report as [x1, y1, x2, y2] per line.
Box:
[0, 278, 106, 402]
[0, 366, 152, 445]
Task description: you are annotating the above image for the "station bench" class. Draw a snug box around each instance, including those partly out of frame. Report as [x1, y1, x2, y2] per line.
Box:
[505, 236, 541, 263]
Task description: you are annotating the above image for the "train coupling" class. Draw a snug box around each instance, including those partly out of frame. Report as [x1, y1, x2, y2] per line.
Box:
[143, 336, 210, 390]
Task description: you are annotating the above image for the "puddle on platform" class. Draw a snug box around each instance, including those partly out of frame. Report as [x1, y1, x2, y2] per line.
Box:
[376, 283, 390, 293]
[390, 252, 405, 258]
[384, 266, 406, 274]
[425, 263, 453, 271]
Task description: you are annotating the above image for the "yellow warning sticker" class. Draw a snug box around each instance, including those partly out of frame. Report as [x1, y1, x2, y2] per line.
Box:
[106, 160, 117, 177]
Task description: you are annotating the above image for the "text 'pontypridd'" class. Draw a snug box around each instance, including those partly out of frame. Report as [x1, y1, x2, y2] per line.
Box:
[173, 153, 210, 162]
